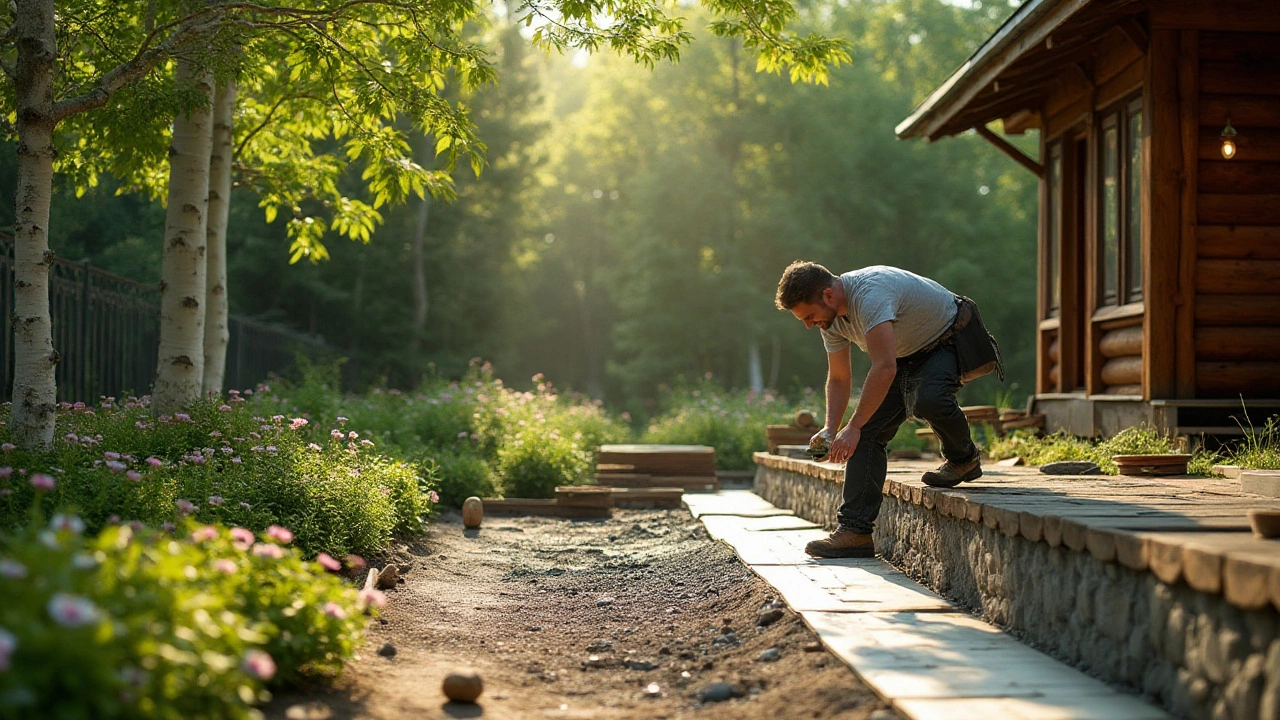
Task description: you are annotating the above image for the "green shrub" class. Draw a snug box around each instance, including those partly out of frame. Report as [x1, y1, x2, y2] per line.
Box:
[0, 512, 366, 719]
[429, 451, 495, 507]
[985, 425, 1216, 475]
[0, 396, 435, 557]
[494, 432, 592, 499]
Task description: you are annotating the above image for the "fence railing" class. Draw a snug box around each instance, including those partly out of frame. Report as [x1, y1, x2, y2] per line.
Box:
[1, 235, 332, 403]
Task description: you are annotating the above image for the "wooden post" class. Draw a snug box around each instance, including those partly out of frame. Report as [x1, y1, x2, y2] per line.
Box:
[1176, 30, 1199, 398]
[1144, 29, 1182, 400]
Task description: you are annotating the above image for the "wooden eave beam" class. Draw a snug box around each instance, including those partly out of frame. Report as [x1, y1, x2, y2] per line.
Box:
[1118, 16, 1149, 53]
[975, 124, 1044, 177]
[1152, 0, 1280, 32]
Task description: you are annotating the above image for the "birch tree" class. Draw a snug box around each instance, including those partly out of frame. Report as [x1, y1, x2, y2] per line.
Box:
[203, 80, 236, 394]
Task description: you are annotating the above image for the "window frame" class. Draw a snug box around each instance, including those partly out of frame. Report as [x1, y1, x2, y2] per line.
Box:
[1096, 92, 1144, 309]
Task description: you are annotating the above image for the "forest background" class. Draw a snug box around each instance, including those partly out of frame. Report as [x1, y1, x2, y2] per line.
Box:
[0, 0, 1037, 420]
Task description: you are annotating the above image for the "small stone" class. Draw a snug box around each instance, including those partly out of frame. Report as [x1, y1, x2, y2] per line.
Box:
[1040, 460, 1102, 475]
[757, 608, 785, 627]
[757, 647, 781, 662]
[802, 642, 823, 652]
[375, 564, 399, 590]
[712, 632, 739, 646]
[284, 703, 333, 720]
[442, 669, 484, 703]
[644, 682, 662, 697]
[659, 647, 672, 655]
[597, 597, 614, 607]
[625, 660, 658, 671]
[698, 682, 740, 703]
[870, 710, 897, 720]
[377, 643, 397, 658]
[587, 640, 614, 652]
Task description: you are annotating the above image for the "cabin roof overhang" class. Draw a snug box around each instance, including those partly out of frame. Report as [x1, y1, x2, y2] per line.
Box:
[896, 0, 1146, 141]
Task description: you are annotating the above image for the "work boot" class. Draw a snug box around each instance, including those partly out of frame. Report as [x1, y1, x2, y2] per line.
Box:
[921, 454, 982, 488]
[804, 530, 875, 558]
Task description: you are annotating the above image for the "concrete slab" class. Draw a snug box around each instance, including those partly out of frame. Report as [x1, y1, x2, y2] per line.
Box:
[895, 694, 1173, 720]
[698, 514, 819, 539]
[720, 527, 830, 564]
[752, 563, 953, 613]
[681, 490, 796, 518]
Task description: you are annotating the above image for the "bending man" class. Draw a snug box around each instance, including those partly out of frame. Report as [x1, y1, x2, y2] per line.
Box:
[775, 261, 1002, 558]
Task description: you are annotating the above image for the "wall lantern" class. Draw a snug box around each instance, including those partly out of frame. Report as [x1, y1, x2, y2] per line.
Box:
[1221, 116, 1238, 159]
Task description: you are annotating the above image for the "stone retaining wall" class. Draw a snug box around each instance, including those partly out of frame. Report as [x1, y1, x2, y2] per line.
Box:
[753, 456, 1280, 720]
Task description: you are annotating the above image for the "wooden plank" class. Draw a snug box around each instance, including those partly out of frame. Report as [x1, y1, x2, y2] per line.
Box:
[1197, 225, 1280, 258]
[1195, 296, 1280, 325]
[1094, 27, 1146, 86]
[1196, 326, 1280, 360]
[1198, 193, 1280, 226]
[1152, 1, 1280, 33]
[1200, 94, 1280, 128]
[1199, 127, 1280, 162]
[1198, 160, 1280, 194]
[1195, 259, 1280, 293]
[1147, 29, 1181, 400]
[1178, 30, 1201, 399]
[1201, 60, 1280, 96]
[1095, 57, 1144, 109]
[1199, 32, 1280, 63]
[1098, 325, 1143, 358]
[1101, 355, 1143, 386]
[1197, 361, 1280, 395]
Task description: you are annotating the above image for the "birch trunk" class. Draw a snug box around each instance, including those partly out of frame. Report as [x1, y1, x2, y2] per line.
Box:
[202, 79, 236, 394]
[8, 0, 60, 449]
[153, 60, 215, 414]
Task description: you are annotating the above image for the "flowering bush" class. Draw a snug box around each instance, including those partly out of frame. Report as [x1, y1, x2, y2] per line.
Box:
[266, 361, 629, 501]
[641, 377, 816, 470]
[0, 511, 364, 718]
[0, 392, 436, 556]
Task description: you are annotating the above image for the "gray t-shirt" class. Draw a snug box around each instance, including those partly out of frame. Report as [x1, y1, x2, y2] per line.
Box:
[820, 266, 957, 357]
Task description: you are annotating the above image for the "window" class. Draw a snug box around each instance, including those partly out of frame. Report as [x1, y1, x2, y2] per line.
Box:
[1046, 143, 1062, 317]
[1098, 96, 1144, 307]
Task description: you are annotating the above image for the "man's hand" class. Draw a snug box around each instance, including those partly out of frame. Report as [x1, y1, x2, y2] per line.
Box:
[826, 425, 861, 464]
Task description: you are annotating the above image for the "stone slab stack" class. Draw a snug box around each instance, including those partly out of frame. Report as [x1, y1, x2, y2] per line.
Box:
[595, 444, 719, 492]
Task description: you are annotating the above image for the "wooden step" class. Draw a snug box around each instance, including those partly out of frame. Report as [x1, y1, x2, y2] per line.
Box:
[609, 487, 684, 509]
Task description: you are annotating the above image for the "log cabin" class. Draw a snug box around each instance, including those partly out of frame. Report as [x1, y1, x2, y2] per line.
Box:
[898, 0, 1280, 439]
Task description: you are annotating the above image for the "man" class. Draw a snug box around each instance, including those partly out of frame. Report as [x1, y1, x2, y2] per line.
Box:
[775, 261, 1002, 558]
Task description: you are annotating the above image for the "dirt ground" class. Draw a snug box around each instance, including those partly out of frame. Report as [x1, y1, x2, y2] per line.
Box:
[266, 508, 898, 720]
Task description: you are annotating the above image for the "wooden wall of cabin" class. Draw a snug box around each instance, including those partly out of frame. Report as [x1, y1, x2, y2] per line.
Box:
[1193, 31, 1280, 398]
[1037, 27, 1146, 397]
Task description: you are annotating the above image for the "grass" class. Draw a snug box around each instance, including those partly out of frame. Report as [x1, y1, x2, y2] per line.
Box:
[985, 425, 1217, 475]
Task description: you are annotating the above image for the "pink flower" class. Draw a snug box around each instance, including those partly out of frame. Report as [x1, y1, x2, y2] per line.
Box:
[266, 525, 293, 544]
[345, 554, 367, 568]
[0, 559, 27, 579]
[238, 501, 252, 510]
[104, 452, 121, 461]
[316, 553, 341, 572]
[64, 433, 79, 444]
[214, 559, 238, 574]
[161, 521, 176, 533]
[218, 405, 232, 412]
[308, 443, 322, 452]
[230, 527, 255, 546]
[428, 490, 440, 504]
[290, 418, 308, 430]
[105, 460, 127, 473]
[30, 474, 55, 490]
[50, 514, 85, 534]
[126, 471, 142, 482]
[0, 443, 14, 452]
[175, 499, 197, 515]
[209, 431, 222, 438]
[336, 416, 349, 425]
[174, 413, 191, 422]
[0, 467, 11, 479]
[252, 543, 284, 559]
[208, 495, 224, 507]
[145, 457, 162, 468]
[0, 628, 16, 672]
[357, 587, 387, 609]
[323, 602, 347, 620]
[191, 525, 218, 542]
[231, 457, 242, 464]
[265, 446, 278, 454]
[348, 431, 359, 440]
[47, 593, 100, 627]
[241, 649, 277, 681]
[330, 429, 343, 441]
[360, 439, 374, 447]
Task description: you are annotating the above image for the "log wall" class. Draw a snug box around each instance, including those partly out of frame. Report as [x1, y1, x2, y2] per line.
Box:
[1194, 31, 1280, 397]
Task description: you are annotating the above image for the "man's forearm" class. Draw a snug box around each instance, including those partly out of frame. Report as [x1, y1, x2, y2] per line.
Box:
[848, 362, 896, 430]
[824, 376, 852, 432]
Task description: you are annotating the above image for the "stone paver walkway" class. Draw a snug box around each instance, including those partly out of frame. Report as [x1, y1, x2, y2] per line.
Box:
[687, 490, 1174, 720]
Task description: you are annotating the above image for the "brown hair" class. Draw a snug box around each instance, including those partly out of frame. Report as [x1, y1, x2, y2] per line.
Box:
[775, 261, 836, 310]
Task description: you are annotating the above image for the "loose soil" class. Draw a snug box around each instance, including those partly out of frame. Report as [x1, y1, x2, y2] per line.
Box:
[267, 508, 897, 720]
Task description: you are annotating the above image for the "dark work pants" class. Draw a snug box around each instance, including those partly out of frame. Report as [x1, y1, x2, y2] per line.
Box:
[837, 344, 977, 534]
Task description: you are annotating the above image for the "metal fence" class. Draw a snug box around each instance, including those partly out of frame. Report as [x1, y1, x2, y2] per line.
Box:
[1, 235, 331, 403]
